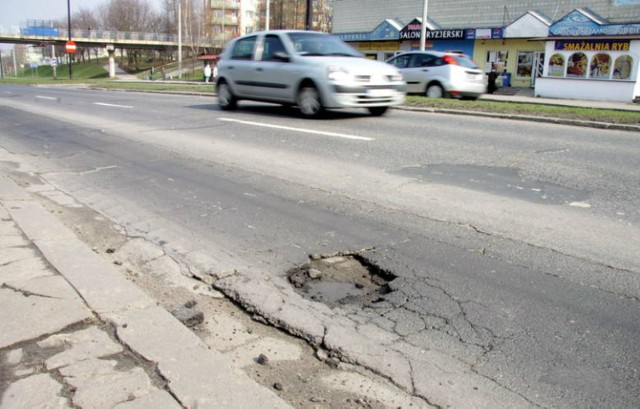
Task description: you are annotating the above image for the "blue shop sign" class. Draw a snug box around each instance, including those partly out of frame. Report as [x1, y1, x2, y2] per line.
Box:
[550, 9, 640, 36]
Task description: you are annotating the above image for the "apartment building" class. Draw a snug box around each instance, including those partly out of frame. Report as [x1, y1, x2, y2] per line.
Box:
[205, 0, 260, 45]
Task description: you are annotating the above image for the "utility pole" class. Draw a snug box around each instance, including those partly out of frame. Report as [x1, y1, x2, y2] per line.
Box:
[67, 0, 72, 79]
[0, 51, 4, 79]
[178, 0, 182, 79]
[420, 0, 428, 51]
[305, 0, 313, 31]
[266, 0, 270, 31]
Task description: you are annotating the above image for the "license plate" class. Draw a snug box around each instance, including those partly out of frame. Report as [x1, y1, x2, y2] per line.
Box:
[367, 89, 392, 97]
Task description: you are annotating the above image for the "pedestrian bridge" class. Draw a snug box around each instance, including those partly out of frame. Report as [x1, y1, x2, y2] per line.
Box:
[0, 24, 219, 78]
[0, 25, 214, 50]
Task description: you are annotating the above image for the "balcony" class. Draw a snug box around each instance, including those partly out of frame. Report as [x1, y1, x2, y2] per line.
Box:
[211, 16, 239, 25]
[210, 0, 240, 9]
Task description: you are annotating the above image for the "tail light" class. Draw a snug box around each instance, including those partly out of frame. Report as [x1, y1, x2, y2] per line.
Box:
[443, 55, 458, 65]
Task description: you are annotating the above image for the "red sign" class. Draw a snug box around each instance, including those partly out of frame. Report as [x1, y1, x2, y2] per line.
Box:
[65, 41, 77, 53]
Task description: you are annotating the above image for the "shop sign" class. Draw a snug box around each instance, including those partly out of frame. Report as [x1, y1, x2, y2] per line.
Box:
[475, 28, 504, 39]
[554, 40, 630, 52]
[400, 27, 465, 40]
[336, 32, 371, 42]
[550, 9, 640, 36]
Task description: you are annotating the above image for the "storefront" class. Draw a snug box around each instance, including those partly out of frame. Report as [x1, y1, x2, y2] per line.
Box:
[472, 11, 549, 88]
[336, 19, 402, 61]
[534, 9, 640, 102]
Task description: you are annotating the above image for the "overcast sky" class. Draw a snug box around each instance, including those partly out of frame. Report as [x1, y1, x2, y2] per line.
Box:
[0, 0, 164, 27]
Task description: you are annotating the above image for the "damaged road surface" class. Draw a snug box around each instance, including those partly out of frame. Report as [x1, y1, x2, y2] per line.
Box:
[1, 85, 639, 408]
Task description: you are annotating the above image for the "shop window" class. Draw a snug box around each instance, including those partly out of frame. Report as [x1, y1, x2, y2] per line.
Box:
[567, 52, 587, 78]
[589, 54, 611, 79]
[517, 51, 533, 78]
[548, 53, 565, 77]
[613, 55, 633, 80]
[485, 50, 508, 73]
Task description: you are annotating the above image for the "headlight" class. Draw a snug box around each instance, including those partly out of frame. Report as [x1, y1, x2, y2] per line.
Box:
[388, 73, 404, 82]
[327, 66, 350, 82]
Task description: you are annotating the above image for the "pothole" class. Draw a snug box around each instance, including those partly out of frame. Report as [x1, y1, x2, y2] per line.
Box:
[286, 252, 396, 308]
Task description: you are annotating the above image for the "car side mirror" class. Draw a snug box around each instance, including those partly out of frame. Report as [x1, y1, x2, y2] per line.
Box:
[273, 51, 290, 62]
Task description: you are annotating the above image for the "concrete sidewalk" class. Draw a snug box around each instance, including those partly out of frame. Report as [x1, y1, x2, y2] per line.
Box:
[0, 176, 291, 408]
[481, 86, 640, 112]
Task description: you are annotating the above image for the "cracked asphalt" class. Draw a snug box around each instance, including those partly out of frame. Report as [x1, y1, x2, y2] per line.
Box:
[1, 84, 639, 408]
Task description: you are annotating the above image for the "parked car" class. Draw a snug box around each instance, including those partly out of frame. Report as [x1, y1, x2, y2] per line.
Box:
[386, 51, 486, 99]
[216, 30, 406, 117]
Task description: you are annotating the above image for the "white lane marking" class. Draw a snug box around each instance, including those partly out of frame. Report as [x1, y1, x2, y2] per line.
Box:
[569, 201, 591, 208]
[219, 117, 374, 141]
[36, 96, 57, 100]
[94, 102, 133, 109]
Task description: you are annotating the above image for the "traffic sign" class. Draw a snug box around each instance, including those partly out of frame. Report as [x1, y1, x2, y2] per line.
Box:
[65, 41, 77, 54]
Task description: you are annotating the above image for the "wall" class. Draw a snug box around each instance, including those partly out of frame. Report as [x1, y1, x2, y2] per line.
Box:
[472, 38, 545, 88]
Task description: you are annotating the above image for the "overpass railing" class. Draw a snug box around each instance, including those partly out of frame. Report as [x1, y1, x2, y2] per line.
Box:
[0, 25, 230, 49]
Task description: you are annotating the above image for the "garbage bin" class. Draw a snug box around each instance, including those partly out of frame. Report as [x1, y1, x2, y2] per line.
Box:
[501, 71, 511, 87]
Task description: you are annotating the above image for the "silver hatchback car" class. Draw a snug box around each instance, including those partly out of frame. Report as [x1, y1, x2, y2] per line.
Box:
[386, 51, 486, 99]
[216, 30, 406, 117]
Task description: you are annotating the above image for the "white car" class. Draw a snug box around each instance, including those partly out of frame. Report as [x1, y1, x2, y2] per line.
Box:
[216, 30, 406, 117]
[386, 51, 486, 99]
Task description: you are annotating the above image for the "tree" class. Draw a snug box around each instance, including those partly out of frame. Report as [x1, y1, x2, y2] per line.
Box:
[72, 7, 101, 62]
[98, 0, 159, 69]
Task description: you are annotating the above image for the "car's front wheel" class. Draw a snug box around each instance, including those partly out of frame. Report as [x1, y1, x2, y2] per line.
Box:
[217, 80, 237, 110]
[426, 83, 446, 98]
[297, 84, 324, 118]
[368, 106, 389, 116]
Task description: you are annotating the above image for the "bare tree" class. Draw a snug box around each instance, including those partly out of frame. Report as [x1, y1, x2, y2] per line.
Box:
[99, 0, 156, 32]
[98, 0, 159, 69]
[72, 7, 101, 62]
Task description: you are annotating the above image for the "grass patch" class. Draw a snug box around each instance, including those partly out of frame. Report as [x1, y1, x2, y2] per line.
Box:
[90, 80, 214, 93]
[405, 96, 640, 125]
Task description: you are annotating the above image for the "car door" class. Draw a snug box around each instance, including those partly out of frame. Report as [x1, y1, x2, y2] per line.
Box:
[405, 53, 440, 94]
[255, 34, 295, 102]
[226, 35, 258, 98]
[387, 53, 415, 93]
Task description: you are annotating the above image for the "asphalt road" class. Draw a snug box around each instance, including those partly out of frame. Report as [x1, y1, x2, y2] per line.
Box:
[1, 84, 638, 408]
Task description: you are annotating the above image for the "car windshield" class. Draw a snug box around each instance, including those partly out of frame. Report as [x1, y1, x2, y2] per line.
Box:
[287, 32, 362, 57]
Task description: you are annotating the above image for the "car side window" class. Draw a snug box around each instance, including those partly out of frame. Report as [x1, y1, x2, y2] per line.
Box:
[262, 35, 287, 62]
[231, 36, 257, 60]
[414, 54, 436, 67]
[389, 54, 412, 69]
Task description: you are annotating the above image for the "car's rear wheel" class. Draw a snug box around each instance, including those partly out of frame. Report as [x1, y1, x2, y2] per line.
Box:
[368, 106, 389, 116]
[217, 81, 237, 110]
[426, 83, 446, 98]
[297, 84, 324, 118]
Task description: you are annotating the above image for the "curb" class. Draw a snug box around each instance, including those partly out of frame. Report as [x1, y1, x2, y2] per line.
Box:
[0, 177, 291, 408]
[397, 106, 640, 132]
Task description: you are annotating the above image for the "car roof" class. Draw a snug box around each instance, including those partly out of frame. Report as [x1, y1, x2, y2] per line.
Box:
[240, 30, 329, 37]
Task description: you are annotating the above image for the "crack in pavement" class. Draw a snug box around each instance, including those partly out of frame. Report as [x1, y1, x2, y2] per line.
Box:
[1, 283, 60, 299]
